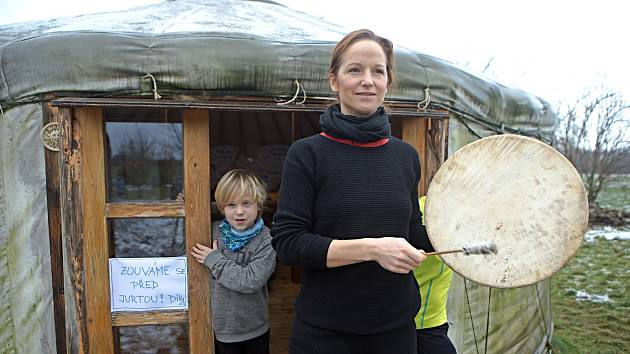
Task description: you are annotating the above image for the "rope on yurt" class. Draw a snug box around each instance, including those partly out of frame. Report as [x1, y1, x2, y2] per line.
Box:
[416, 54, 433, 111]
[534, 283, 553, 352]
[276, 79, 306, 105]
[429, 101, 555, 144]
[417, 87, 432, 110]
[141, 73, 162, 100]
[276, 35, 306, 106]
[463, 279, 481, 354]
[536, 124, 544, 142]
[456, 115, 483, 139]
[483, 287, 492, 354]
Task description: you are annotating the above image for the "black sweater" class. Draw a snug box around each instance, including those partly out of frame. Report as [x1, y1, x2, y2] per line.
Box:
[271, 133, 433, 334]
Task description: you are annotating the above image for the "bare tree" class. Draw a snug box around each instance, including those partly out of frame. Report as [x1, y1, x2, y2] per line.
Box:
[554, 88, 629, 204]
[119, 126, 156, 186]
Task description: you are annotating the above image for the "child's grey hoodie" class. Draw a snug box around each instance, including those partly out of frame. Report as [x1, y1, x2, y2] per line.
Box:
[203, 221, 276, 343]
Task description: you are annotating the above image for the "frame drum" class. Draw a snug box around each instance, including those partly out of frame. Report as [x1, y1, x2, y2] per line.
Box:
[425, 134, 588, 288]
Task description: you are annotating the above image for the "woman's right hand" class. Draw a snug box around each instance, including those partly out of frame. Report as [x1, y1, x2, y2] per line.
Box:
[370, 237, 427, 274]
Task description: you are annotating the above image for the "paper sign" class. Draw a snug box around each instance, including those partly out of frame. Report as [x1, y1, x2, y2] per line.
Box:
[109, 257, 188, 312]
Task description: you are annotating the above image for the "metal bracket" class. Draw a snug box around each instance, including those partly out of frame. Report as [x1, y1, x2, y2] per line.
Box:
[41, 122, 61, 151]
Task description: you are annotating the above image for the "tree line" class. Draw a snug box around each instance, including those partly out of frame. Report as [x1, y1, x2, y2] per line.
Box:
[553, 88, 629, 204]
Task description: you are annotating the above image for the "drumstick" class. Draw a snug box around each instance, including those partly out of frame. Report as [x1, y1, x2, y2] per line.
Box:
[425, 241, 498, 256]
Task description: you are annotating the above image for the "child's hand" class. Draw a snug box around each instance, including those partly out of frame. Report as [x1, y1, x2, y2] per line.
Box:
[191, 241, 218, 263]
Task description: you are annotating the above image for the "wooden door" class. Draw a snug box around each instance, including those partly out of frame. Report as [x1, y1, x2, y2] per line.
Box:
[58, 106, 212, 353]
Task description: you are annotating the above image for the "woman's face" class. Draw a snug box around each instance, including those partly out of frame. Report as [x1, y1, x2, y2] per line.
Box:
[329, 40, 388, 117]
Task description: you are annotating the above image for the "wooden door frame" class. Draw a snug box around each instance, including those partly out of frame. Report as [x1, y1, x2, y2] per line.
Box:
[49, 97, 449, 353]
[55, 105, 213, 353]
[401, 116, 449, 196]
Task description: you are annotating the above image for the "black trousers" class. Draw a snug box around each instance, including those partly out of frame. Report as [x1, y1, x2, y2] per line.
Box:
[213, 330, 270, 354]
[289, 316, 417, 354]
[417, 323, 457, 354]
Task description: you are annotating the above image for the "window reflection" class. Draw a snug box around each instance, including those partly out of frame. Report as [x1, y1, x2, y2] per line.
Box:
[106, 109, 183, 202]
[116, 323, 189, 354]
[109, 218, 185, 258]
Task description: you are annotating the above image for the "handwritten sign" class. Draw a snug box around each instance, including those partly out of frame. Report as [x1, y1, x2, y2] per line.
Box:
[109, 257, 188, 312]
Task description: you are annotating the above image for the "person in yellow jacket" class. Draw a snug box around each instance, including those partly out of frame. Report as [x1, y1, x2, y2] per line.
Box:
[414, 196, 457, 354]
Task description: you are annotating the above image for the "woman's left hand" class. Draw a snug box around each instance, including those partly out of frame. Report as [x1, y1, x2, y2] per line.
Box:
[369, 237, 427, 273]
[326, 237, 426, 273]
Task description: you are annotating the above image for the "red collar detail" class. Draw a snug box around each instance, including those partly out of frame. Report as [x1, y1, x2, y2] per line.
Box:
[320, 132, 389, 147]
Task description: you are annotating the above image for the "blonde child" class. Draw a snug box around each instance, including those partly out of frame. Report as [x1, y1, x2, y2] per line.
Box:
[191, 169, 276, 354]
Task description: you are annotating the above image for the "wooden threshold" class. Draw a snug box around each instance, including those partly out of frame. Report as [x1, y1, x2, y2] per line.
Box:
[112, 310, 189, 327]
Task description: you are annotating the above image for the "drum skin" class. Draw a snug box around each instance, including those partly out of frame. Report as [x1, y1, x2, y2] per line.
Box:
[425, 134, 589, 288]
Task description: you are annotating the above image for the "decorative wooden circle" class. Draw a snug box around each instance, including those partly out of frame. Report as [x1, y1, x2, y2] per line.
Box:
[425, 134, 588, 288]
[41, 122, 61, 151]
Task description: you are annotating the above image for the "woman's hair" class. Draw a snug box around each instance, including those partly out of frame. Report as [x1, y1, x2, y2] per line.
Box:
[329, 29, 395, 87]
[214, 169, 267, 216]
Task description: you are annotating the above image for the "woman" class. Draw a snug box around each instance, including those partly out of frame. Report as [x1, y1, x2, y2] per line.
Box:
[271, 29, 434, 354]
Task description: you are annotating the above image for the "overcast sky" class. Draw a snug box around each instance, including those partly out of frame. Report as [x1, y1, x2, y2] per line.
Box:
[0, 0, 627, 107]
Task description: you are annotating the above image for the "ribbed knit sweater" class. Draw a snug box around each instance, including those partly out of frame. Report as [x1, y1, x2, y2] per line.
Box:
[271, 133, 434, 335]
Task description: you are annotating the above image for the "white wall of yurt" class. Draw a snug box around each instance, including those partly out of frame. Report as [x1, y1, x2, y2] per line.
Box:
[0, 103, 57, 352]
[0, 1, 557, 353]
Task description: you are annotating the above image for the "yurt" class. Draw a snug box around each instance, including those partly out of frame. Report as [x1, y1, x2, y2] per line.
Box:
[0, 0, 558, 353]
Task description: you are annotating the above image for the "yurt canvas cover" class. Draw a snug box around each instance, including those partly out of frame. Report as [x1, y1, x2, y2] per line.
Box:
[0, 0, 556, 353]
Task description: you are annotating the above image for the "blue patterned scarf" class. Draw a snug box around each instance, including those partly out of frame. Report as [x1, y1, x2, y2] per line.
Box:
[219, 218, 265, 252]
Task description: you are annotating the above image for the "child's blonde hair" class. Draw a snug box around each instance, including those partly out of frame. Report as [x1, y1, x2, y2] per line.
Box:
[214, 169, 267, 217]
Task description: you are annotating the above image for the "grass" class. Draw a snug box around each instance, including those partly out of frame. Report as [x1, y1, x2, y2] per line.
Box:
[550, 238, 629, 353]
[550, 174, 629, 354]
[595, 174, 630, 210]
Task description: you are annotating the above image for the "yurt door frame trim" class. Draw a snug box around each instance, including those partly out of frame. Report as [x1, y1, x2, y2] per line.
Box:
[47, 96, 449, 354]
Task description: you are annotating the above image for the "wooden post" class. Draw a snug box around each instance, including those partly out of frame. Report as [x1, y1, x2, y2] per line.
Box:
[43, 101, 67, 354]
[183, 110, 213, 354]
[424, 118, 449, 188]
[401, 117, 428, 196]
[59, 107, 89, 353]
[76, 107, 115, 353]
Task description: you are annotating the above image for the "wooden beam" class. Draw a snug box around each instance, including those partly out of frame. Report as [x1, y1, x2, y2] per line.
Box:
[183, 110, 213, 354]
[112, 310, 189, 327]
[401, 117, 428, 196]
[77, 107, 115, 353]
[50, 97, 450, 118]
[59, 107, 89, 353]
[58, 109, 89, 353]
[43, 101, 67, 354]
[424, 118, 450, 188]
[105, 202, 185, 218]
[442, 117, 449, 164]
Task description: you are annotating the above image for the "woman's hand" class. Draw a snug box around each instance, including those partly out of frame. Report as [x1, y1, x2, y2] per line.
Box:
[326, 237, 426, 273]
[191, 240, 218, 264]
[370, 237, 426, 274]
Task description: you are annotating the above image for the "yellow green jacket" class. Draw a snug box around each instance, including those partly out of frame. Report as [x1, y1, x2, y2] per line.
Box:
[414, 196, 453, 329]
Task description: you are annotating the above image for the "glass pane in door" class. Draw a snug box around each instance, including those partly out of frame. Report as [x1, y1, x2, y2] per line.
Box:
[109, 218, 186, 258]
[116, 323, 189, 354]
[105, 109, 183, 202]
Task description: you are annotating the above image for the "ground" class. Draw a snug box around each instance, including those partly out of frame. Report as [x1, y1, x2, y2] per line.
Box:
[550, 175, 629, 354]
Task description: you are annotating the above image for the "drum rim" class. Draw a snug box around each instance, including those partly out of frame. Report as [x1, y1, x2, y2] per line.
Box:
[425, 134, 589, 288]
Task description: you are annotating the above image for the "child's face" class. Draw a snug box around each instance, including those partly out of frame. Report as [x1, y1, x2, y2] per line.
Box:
[223, 195, 260, 231]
